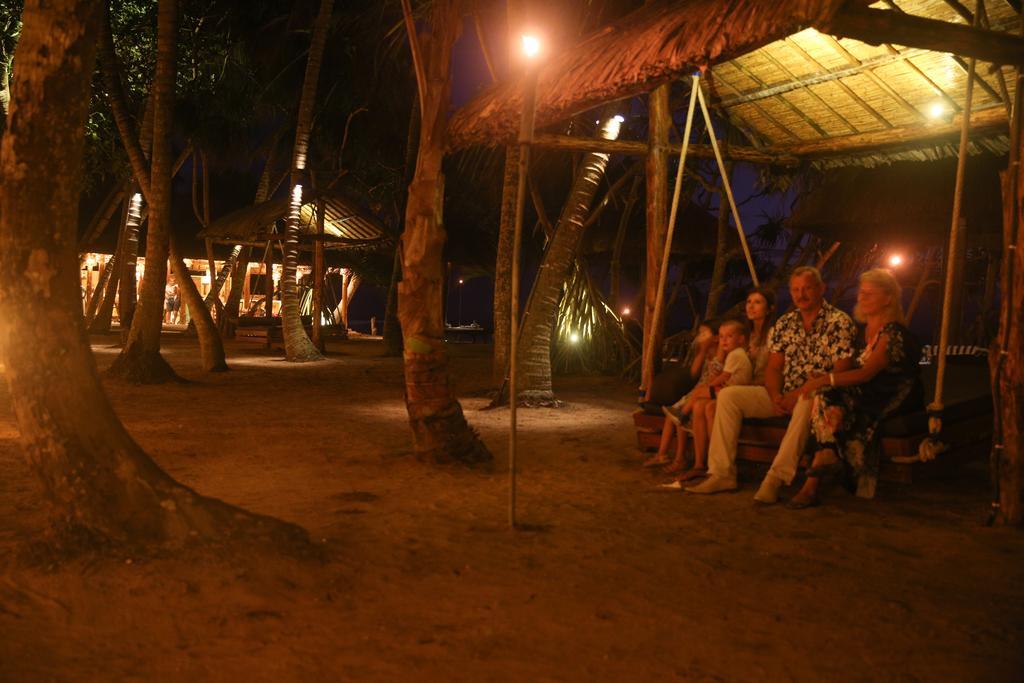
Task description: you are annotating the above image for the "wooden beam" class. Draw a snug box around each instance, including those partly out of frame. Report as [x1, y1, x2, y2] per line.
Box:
[762, 104, 1008, 157]
[531, 133, 801, 166]
[824, 4, 1024, 66]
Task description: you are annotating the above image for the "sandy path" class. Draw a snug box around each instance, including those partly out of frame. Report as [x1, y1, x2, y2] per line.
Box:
[0, 335, 1021, 682]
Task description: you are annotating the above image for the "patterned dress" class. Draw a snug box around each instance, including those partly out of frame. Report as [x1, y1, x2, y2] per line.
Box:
[810, 322, 923, 498]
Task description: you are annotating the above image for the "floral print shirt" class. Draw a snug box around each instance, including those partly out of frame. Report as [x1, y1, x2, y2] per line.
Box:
[767, 301, 856, 392]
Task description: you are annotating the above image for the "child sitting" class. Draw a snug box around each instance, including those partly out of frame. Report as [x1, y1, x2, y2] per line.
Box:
[653, 319, 753, 485]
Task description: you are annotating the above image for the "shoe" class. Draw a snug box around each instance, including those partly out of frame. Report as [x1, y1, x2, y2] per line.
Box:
[753, 473, 784, 505]
[662, 405, 684, 426]
[657, 480, 684, 490]
[685, 474, 737, 494]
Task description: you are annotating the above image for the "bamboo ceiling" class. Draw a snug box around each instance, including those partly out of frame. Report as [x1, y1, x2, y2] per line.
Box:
[710, 0, 1018, 166]
[449, 0, 1022, 167]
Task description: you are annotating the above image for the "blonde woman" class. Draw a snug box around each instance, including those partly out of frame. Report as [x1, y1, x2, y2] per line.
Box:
[789, 269, 923, 508]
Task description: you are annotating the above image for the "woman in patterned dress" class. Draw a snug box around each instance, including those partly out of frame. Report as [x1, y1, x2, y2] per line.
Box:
[788, 268, 923, 508]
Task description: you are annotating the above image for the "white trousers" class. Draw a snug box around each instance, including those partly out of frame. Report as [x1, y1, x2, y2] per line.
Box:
[707, 385, 813, 484]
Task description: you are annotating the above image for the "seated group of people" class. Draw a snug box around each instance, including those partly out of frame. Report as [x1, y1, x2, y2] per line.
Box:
[643, 265, 923, 508]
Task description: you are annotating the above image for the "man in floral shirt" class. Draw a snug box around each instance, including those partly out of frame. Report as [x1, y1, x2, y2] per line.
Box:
[688, 267, 856, 503]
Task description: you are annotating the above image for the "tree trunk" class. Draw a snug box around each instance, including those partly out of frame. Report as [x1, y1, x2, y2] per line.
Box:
[382, 243, 403, 356]
[117, 188, 143, 341]
[280, 0, 332, 363]
[991, 106, 1023, 525]
[107, 0, 179, 383]
[221, 246, 250, 338]
[705, 175, 731, 319]
[610, 175, 641, 311]
[492, 144, 518, 384]
[397, 0, 490, 464]
[642, 83, 670, 392]
[515, 112, 621, 405]
[169, 236, 227, 372]
[0, 0, 305, 548]
[85, 255, 113, 325]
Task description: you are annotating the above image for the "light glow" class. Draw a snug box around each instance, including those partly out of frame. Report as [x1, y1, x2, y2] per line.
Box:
[569, 332, 580, 344]
[622, 307, 631, 316]
[521, 34, 540, 59]
[928, 102, 946, 119]
[458, 278, 464, 285]
[888, 254, 904, 268]
[292, 184, 303, 201]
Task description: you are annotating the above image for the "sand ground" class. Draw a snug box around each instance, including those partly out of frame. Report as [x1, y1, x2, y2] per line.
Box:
[0, 334, 1021, 682]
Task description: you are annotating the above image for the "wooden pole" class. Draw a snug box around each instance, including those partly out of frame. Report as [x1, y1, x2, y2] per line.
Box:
[695, 82, 759, 287]
[641, 75, 699, 400]
[312, 198, 325, 351]
[990, 12, 1023, 526]
[930, 27, 978, 422]
[509, 61, 539, 529]
[642, 83, 670, 398]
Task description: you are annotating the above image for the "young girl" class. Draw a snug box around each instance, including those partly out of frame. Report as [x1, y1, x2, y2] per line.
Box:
[649, 320, 753, 482]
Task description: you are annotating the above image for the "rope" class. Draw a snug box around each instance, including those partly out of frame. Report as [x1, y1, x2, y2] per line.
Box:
[641, 74, 699, 399]
[694, 82, 759, 287]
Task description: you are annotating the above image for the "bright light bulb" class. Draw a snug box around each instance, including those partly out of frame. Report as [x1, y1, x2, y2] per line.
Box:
[522, 34, 540, 59]
[613, 115, 625, 123]
[622, 307, 631, 316]
[569, 332, 580, 344]
[292, 184, 303, 201]
[458, 279, 464, 285]
[928, 102, 945, 119]
[888, 254, 904, 267]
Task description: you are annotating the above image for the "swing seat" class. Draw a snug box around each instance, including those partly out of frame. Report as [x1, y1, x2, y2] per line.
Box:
[633, 357, 992, 483]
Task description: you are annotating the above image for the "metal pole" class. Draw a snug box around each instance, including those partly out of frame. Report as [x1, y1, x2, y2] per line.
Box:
[641, 75, 699, 401]
[695, 82, 759, 287]
[510, 64, 539, 528]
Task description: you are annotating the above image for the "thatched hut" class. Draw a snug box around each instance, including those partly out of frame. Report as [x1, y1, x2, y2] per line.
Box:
[444, 0, 1024, 522]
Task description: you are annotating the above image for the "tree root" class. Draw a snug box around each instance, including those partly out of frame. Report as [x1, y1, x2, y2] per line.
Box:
[105, 349, 182, 384]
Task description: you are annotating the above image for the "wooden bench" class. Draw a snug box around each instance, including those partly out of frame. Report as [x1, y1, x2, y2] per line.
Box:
[633, 404, 992, 483]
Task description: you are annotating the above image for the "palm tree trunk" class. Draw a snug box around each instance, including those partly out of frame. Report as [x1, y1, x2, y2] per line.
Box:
[397, 0, 490, 464]
[117, 187, 143, 341]
[169, 236, 227, 371]
[609, 176, 641, 311]
[514, 114, 621, 405]
[0, 0, 305, 547]
[280, 0, 333, 362]
[382, 244, 403, 355]
[492, 145, 518, 384]
[107, 0, 179, 383]
[705, 176, 731, 319]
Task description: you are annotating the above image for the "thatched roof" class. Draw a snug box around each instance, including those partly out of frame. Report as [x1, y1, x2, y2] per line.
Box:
[199, 189, 389, 251]
[449, 0, 1020, 167]
[787, 155, 1004, 244]
[450, 0, 848, 148]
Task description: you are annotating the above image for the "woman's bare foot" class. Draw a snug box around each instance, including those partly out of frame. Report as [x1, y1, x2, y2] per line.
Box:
[676, 467, 708, 482]
[643, 454, 670, 468]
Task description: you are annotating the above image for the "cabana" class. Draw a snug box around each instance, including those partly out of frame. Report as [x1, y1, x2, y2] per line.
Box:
[447, 0, 1024, 522]
[200, 189, 390, 343]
